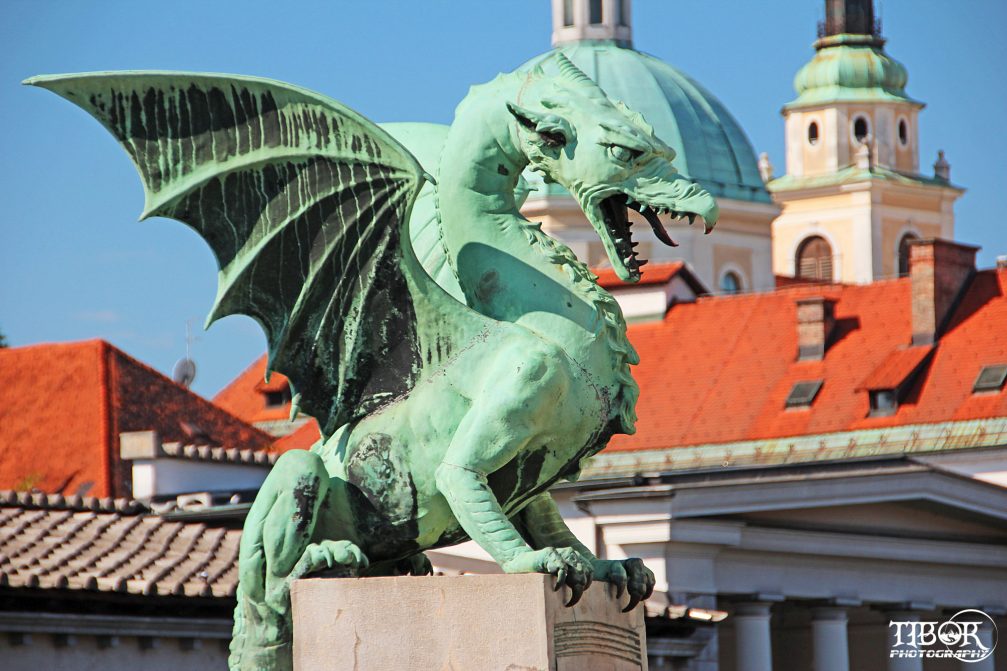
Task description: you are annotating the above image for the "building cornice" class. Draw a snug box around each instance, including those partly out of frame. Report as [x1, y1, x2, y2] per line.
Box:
[584, 417, 1007, 479]
[0, 611, 232, 639]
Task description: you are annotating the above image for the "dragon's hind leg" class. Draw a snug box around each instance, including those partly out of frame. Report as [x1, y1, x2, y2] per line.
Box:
[229, 450, 368, 671]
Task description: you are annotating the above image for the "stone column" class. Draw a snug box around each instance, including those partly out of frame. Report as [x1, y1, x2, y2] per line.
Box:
[734, 602, 773, 671]
[811, 607, 849, 671]
[887, 611, 922, 671]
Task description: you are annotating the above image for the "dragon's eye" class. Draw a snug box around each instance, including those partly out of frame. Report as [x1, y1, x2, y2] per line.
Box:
[609, 145, 641, 162]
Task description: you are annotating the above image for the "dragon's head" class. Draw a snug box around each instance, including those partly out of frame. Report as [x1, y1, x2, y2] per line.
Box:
[508, 55, 719, 282]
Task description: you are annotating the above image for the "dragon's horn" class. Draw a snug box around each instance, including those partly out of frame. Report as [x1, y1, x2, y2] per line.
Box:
[555, 53, 595, 87]
[554, 53, 608, 101]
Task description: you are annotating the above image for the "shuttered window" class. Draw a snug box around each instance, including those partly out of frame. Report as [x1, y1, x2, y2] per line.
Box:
[898, 233, 918, 277]
[796, 236, 834, 281]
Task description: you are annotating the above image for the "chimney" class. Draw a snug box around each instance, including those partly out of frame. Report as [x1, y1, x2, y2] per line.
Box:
[909, 238, 979, 345]
[796, 296, 836, 360]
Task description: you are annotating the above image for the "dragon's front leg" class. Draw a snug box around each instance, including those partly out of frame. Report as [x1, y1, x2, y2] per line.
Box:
[435, 344, 595, 604]
[520, 492, 656, 612]
[436, 462, 594, 604]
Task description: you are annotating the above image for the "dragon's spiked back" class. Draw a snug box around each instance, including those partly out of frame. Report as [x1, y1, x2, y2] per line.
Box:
[25, 72, 431, 437]
[508, 55, 719, 282]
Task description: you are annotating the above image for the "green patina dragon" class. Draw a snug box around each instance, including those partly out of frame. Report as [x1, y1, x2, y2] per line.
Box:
[28, 55, 717, 670]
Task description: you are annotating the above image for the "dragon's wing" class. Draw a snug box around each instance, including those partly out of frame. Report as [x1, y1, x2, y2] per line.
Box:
[27, 71, 445, 438]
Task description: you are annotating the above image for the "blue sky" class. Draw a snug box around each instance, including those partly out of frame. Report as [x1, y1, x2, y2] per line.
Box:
[2, 0, 1004, 398]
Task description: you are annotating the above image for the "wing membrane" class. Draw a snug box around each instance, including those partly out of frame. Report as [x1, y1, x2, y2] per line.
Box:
[28, 72, 432, 436]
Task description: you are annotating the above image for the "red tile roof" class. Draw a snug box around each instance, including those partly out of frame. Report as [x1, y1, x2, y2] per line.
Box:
[222, 262, 708, 454]
[272, 420, 321, 453]
[607, 267, 1007, 452]
[0, 340, 271, 498]
[219, 267, 1007, 459]
[594, 262, 687, 288]
[858, 345, 933, 391]
[214, 354, 293, 424]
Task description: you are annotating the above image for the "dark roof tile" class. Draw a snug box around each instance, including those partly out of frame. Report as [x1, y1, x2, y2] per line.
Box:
[0, 491, 240, 599]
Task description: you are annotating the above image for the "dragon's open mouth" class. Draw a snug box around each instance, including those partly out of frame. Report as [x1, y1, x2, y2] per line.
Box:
[593, 193, 711, 282]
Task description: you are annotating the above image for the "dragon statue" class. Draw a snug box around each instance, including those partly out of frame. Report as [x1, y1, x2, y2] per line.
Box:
[28, 55, 717, 670]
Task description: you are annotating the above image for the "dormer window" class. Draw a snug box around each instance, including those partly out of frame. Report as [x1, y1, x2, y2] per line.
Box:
[786, 380, 823, 409]
[974, 364, 1007, 393]
[859, 345, 934, 418]
[266, 387, 292, 408]
[868, 389, 898, 416]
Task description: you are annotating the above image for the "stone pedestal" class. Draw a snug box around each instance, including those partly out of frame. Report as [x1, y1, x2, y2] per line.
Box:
[291, 574, 648, 671]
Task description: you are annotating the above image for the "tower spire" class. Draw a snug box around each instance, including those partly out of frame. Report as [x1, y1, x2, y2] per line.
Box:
[822, 0, 878, 37]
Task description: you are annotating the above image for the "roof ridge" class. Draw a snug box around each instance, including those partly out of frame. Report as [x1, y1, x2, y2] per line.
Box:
[213, 353, 268, 403]
[685, 275, 912, 305]
[0, 338, 107, 356]
[160, 441, 279, 465]
[0, 490, 145, 515]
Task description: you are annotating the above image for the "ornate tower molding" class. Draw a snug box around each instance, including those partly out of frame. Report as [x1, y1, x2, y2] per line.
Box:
[768, 0, 964, 284]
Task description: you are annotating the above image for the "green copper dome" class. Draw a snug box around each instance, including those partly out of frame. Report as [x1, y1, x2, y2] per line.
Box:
[519, 42, 770, 203]
[788, 34, 917, 108]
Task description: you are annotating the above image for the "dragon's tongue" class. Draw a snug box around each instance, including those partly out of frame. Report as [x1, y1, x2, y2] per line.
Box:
[642, 208, 678, 247]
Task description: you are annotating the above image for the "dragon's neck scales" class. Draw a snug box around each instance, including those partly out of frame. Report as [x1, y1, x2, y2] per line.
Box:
[435, 73, 638, 433]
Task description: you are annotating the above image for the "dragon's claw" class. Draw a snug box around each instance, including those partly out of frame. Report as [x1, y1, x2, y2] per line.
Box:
[511, 547, 593, 608]
[593, 557, 655, 613]
[565, 583, 586, 608]
[293, 540, 369, 580]
[622, 595, 642, 613]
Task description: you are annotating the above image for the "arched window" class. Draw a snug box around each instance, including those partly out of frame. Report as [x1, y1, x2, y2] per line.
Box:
[898, 233, 918, 277]
[852, 116, 870, 144]
[807, 121, 819, 146]
[720, 271, 742, 294]
[796, 236, 834, 281]
[898, 119, 909, 147]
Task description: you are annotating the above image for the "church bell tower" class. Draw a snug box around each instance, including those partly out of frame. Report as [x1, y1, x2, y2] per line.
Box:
[769, 0, 964, 283]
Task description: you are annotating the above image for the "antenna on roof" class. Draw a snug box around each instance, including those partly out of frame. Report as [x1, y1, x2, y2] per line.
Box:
[172, 319, 198, 388]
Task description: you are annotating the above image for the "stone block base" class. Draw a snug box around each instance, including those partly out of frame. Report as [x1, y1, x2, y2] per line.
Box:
[291, 573, 647, 671]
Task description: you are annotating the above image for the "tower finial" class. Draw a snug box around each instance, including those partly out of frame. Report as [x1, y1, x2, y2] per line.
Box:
[551, 0, 633, 49]
[933, 150, 951, 181]
[821, 0, 879, 38]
